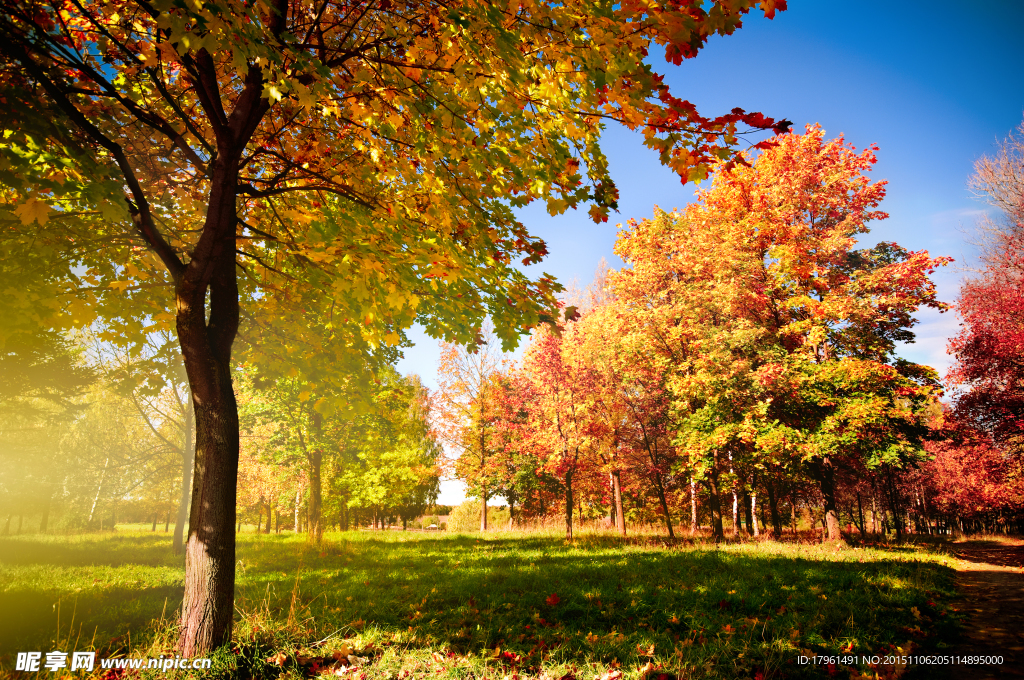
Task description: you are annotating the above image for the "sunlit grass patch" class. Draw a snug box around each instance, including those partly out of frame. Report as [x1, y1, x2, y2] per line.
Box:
[0, 528, 962, 679]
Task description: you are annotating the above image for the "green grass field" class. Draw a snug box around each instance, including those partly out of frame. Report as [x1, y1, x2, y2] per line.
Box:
[0, 527, 964, 679]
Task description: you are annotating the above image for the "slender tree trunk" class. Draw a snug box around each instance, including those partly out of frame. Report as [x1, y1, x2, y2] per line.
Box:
[766, 480, 783, 539]
[173, 391, 194, 555]
[39, 488, 52, 533]
[480, 485, 488, 532]
[1, 515, 9, 536]
[653, 474, 675, 538]
[152, 515, 158, 532]
[750, 490, 759, 537]
[308, 448, 323, 543]
[294, 489, 301, 533]
[17, 514, 23, 534]
[857, 493, 865, 536]
[275, 509, 280, 534]
[165, 510, 171, 532]
[88, 457, 110, 524]
[690, 476, 698, 535]
[790, 495, 798, 535]
[607, 473, 616, 527]
[264, 503, 271, 534]
[565, 470, 574, 540]
[612, 470, 625, 536]
[731, 490, 739, 537]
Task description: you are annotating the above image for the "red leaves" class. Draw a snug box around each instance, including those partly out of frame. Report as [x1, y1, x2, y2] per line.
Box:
[545, 592, 561, 607]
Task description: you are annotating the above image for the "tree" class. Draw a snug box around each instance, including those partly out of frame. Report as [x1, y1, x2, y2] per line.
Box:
[434, 332, 505, 531]
[949, 119, 1024, 452]
[613, 126, 949, 542]
[0, 0, 788, 652]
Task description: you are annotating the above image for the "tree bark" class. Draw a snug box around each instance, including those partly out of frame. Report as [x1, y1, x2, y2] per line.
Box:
[612, 469, 626, 536]
[653, 474, 675, 538]
[308, 449, 323, 543]
[173, 389, 194, 555]
[88, 457, 110, 524]
[706, 471, 725, 543]
[749, 489, 759, 537]
[810, 459, 844, 543]
[564, 470, 574, 540]
[690, 476, 698, 536]
[766, 479, 783, 539]
[480, 486, 488, 532]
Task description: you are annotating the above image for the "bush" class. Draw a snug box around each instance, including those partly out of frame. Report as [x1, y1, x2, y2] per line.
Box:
[447, 500, 510, 532]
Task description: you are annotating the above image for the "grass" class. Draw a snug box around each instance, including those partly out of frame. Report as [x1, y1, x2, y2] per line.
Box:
[0, 527, 965, 679]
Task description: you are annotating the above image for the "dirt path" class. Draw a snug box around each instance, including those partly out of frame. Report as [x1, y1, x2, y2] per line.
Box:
[943, 540, 1024, 679]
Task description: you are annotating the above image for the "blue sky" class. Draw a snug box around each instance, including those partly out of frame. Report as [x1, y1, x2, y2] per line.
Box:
[398, 0, 1024, 504]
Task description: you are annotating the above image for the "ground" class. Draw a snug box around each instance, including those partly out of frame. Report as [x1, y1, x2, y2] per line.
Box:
[944, 538, 1024, 680]
[0, 527, 1008, 679]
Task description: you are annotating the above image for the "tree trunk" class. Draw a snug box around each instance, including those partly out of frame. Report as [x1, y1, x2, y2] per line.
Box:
[480, 486, 488, 532]
[176, 293, 241, 655]
[165, 509, 171, 532]
[766, 480, 783, 539]
[308, 448, 323, 543]
[612, 470, 626, 536]
[690, 476, 698, 535]
[564, 470, 574, 540]
[295, 489, 301, 533]
[173, 390, 194, 555]
[749, 490, 759, 537]
[731, 490, 739, 538]
[812, 460, 844, 543]
[152, 515, 158, 532]
[88, 457, 110, 524]
[39, 488, 52, 533]
[275, 509, 281, 534]
[1, 515, 9, 536]
[706, 471, 725, 543]
[857, 493, 865, 536]
[653, 474, 675, 538]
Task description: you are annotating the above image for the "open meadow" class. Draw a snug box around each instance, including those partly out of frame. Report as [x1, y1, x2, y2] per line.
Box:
[0, 528, 965, 679]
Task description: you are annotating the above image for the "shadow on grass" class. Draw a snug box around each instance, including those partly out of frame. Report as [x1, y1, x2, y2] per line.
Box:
[0, 532, 963, 678]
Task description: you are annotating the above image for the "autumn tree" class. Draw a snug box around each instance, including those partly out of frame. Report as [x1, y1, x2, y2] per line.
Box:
[613, 126, 949, 542]
[949, 119, 1024, 452]
[0, 0, 789, 651]
[434, 331, 507, 531]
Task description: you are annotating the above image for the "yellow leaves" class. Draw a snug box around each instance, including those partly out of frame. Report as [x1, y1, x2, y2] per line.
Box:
[14, 197, 50, 225]
[298, 390, 312, 402]
[263, 83, 285, 103]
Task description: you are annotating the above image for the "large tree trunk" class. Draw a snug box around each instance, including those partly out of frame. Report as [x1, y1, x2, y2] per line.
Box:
[173, 390, 194, 555]
[811, 459, 844, 543]
[176, 153, 244, 656]
[706, 471, 725, 543]
[612, 470, 626, 536]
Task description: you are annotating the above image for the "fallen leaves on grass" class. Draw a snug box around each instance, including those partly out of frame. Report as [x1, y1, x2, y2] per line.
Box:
[546, 592, 561, 607]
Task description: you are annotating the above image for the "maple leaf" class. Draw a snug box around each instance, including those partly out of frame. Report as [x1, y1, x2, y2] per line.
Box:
[14, 198, 51, 226]
[545, 592, 561, 607]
